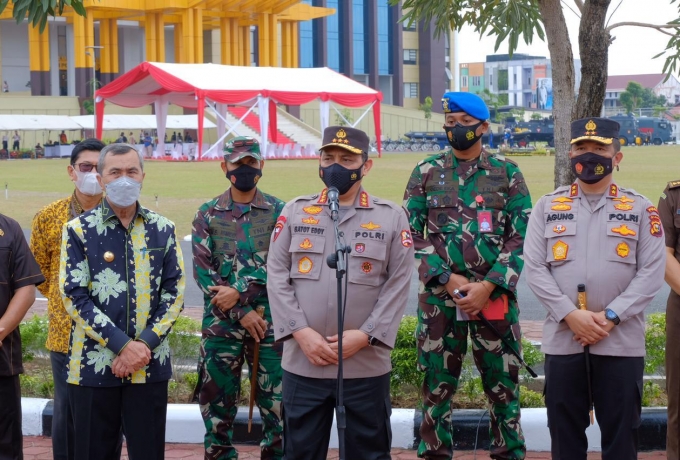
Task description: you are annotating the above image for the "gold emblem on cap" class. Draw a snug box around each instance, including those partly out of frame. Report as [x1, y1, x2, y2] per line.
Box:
[0, 228, 4, 237]
[336, 129, 347, 139]
[594, 163, 605, 175]
[104, 251, 115, 262]
[585, 119, 597, 134]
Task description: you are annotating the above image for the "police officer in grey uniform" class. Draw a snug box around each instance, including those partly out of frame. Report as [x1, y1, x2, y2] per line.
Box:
[267, 126, 414, 460]
[524, 118, 665, 459]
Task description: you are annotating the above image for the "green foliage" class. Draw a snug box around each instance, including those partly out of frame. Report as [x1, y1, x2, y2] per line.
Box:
[620, 82, 668, 114]
[1, 0, 87, 33]
[497, 69, 509, 91]
[19, 315, 49, 362]
[519, 386, 544, 408]
[82, 99, 94, 115]
[642, 381, 667, 407]
[531, 113, 543, 120]
[477, 89, 501, 122]
[167, 315, 201, 381]
[20, 372, 54, 399]
[390, 316, 420, 391]
[334, 108, 354, 127]
[645, 313, 666, 375]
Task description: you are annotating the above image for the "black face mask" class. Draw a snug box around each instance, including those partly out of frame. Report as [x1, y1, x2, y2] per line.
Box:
[570, 152, 613, 184]
[319, 162, 364, 195]
[444, 121, 484, 151]
[227, 164, 262, 192]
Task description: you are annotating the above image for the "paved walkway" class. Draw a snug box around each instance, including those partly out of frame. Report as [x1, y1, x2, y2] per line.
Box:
[21, 437, 669, 459]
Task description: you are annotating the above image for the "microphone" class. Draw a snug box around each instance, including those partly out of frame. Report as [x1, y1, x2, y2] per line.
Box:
[328, 187, 340, 221]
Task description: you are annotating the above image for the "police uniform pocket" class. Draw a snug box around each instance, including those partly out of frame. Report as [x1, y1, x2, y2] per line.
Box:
[427, 207, 458, 234]
[545, 237, 575, 265]
[289, 234, 325, 280]
[348, 241, 386, 286]
[606, 222, 639, 264]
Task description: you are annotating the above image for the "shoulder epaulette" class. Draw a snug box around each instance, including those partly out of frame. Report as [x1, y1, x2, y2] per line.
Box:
[544, 185, 571, 197]
[668, 180, 680, 189]
[416, 151, 446, 167]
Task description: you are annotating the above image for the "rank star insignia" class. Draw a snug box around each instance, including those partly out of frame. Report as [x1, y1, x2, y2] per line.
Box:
[303, 206, 323, 215]
[553, 224, 566, 234]
[552, 240, 569, 260]
[355, 243, 365, 253]
[465, 130, 475, 141]
[609, 184, 618, 196]
[594, 163, 605, 175]
[616, 242, 630, 258]
[317, 188, 328, 204]
[552, 197, 574, 203]
[612, 224, 637, 236]
[614, 203, 634, 211]
[551, 203, 572, 211]
[361, 261, 373, 273]
[359, 191, 369, 208]
[614, 196, 635, 204]
[361, 221, 381, 230]
[298, 257, 313, 274]
[299, 238, 313, 250]
[302, 216, 319, 225]
[570, 184, 579, 197]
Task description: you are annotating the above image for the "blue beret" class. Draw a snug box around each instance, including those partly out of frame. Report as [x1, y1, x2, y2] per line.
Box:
[441, 92, 490, 120]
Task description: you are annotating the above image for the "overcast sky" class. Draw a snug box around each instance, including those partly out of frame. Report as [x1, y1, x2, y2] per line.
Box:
[457, 0, 680, 76]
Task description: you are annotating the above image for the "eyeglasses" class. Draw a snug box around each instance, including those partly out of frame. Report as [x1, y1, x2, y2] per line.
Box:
[73, 162, 98, 173]
[231, 138, 255, 148]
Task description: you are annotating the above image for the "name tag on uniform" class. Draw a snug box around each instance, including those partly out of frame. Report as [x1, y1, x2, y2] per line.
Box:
[477, 210, 493, 233]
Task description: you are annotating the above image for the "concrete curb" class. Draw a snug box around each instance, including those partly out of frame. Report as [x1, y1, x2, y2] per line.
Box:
[24, 398, 668, 451]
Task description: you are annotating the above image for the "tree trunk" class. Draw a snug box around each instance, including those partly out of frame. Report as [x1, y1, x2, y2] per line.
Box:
[538, 0, 576, 188]
[574, 0, 612, 119]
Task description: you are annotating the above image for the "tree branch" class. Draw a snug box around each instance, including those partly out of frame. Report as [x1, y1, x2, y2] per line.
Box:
[607, 22, 679, 38]
[573, 0, 584, 13]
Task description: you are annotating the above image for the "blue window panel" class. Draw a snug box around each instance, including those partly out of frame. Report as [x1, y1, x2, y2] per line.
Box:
[377, 0, 391, 75]
[327, 0, 340, 72]
[353, 0, 365, 74]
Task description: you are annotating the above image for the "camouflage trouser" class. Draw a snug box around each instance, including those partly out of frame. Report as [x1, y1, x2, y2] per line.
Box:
[416, 302, 525, 460]
[196, 333, 283, 460]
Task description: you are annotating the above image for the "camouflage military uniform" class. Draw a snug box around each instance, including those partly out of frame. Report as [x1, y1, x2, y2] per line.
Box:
[403, 149, 532, 460]
[192, 188, 285, 460]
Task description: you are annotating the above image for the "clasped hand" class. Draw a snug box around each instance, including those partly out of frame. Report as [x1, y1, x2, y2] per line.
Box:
[111, 341, 151, 378]
[566, 310, 614, 346]
[209, 285, 240, 311]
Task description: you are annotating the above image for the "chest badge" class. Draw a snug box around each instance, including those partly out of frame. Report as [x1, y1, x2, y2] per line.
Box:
[298, 257, 313, 274]
[614, 195, 635, 204]
[361, 261, 373, 273]
[552, 240, 569, 261]
[616, 242, 630, 258]
[104, 251, 115, 262]
[552, 197, 573, 204]
[551, 203, 572, 211]
[355, 243, 365, 253]
[299, 238, 313, 250]
[614, 204, 633, 211]
[361, 222, 381, 230]
[553, 224, 566, 234]
[611, 224, 636, 237]
[303, 206, 323, 215]
[302, 216, 319, 225]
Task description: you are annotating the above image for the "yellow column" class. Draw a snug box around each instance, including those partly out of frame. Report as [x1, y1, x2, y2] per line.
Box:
[193, 8, 203, 63]
[241, 25, 250, 66]
[110, 20, 119, 74]
[268, 13, 278, 67]
[230, 19, 241, 66]
[146, 13, 157, 61]
[258, 14, 269, 67]
[183, 8, 195, 63]
[85, 11, 94, 67]
[291, 20, 299, 68]
[156, 14, 165, 62]
[28, 25, 41, 72]
[220, 18, 230, 64]
[73, 13, 86, 68]
[100, 19, 111, 74]
[174, 22, 184, 63]
[281, 21, 290, 68]
[40, 23, 50, 73]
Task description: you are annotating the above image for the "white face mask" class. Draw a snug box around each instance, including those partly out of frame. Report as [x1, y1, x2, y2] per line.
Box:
[105, 176, 141, 208]
[74, 170, 102, 196]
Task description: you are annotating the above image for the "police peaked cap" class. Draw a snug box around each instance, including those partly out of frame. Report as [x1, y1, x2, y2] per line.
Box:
[441, 91, 490, 121]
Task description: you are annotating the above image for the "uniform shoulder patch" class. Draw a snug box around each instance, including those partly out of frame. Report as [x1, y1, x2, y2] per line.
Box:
[668, 180, 680, 189]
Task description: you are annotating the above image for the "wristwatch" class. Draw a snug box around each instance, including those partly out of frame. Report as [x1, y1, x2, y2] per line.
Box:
[604, 308, 620, 325]
[438, 271, 452, 285]
[367, 335, 379, 346]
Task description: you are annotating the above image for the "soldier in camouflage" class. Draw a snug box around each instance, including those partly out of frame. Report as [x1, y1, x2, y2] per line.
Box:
[403, 92, 532, 460]
[192, 137, 285, 460]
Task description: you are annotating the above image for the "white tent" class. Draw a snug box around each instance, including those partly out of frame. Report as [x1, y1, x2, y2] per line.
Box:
[70, 115, 216, 130]
[0, 115, 82, 131]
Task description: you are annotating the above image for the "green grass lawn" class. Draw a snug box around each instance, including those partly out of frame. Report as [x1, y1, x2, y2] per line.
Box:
[2, 145, 679, 236]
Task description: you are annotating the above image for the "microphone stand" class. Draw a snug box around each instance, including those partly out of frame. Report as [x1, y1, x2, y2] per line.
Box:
[326, 188, 350, 460]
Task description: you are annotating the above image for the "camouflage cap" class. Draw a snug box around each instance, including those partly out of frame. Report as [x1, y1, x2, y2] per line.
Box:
[224, 136, 262, 163]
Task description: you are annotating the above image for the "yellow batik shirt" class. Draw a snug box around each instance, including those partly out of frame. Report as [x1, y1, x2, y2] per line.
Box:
[30, 194, 84, 353]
